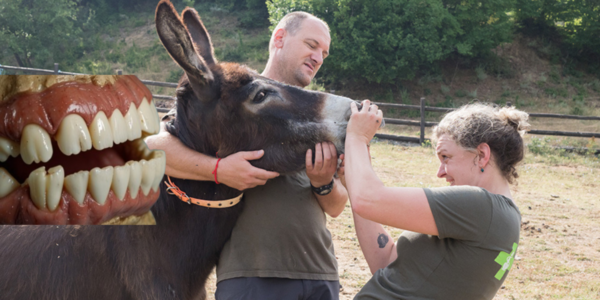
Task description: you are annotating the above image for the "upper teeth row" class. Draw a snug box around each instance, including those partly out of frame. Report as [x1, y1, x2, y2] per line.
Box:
[0, 150, 165, 211]
[0, 98, 160, 164]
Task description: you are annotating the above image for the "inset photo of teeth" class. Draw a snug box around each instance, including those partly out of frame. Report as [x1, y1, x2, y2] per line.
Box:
[0, 75, 166, 224]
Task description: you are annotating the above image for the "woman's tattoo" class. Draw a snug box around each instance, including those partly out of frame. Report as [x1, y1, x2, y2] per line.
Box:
[377, 233, 389, 248]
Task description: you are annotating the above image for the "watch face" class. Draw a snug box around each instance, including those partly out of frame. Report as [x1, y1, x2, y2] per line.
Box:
[318, 188, 332, 195]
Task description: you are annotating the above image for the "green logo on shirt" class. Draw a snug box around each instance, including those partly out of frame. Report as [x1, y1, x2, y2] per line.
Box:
[494, 243, 518, 280]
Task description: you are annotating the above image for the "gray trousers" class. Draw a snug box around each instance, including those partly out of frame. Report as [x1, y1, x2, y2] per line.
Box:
[215, 277, 340, 300]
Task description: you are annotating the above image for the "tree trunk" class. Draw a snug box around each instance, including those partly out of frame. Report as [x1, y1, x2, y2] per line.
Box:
[14, 53, 24, 67]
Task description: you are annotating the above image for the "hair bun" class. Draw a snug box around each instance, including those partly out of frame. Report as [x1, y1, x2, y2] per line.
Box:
[498, 107, 530, 135]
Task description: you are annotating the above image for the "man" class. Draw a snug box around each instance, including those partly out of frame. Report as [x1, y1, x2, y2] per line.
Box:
[146, 12, 347, 300]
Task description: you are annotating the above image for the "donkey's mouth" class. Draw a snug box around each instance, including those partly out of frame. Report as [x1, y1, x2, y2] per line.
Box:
[0, 75, 165, 224]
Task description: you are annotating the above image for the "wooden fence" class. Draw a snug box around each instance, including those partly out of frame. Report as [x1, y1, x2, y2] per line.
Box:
[1, 64, 599, 154]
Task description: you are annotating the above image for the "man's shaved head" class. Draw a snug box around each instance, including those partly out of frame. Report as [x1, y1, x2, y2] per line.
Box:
[269, 12, 329, 50]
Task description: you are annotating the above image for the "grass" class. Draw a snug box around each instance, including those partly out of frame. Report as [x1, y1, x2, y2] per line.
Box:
[200, 142, 600, 299]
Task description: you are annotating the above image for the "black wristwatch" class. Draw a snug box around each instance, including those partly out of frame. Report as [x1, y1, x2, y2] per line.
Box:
[311, 179, 334, 196]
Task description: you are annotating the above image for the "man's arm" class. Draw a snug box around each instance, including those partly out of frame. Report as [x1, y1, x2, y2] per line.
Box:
[306, 142, 348, 218]
[145, 122, 279, 191]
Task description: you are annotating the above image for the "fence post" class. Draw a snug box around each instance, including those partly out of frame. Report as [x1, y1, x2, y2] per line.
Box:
[420, 97, 425, 145]
[54, 63, 59, 75]
[506, 101, 512, 107]
[117, 69, 123, 75]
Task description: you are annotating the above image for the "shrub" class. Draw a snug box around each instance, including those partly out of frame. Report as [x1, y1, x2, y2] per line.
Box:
[475, 66, 487, 81]
[454, 89, 467, 98]
[515, 0, 600, 71]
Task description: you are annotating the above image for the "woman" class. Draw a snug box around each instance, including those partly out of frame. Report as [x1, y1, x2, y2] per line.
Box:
[341, 101, 529, 299]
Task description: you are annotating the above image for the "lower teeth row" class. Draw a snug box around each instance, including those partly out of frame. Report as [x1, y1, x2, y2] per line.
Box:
[0, 150, 165, 211]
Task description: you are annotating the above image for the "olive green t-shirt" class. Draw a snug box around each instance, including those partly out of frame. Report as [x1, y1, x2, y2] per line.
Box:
[216, 172, 338, 282]
[355, 186, 521, 300]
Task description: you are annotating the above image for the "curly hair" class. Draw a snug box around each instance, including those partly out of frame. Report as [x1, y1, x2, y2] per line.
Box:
[433, 103, 530, 184]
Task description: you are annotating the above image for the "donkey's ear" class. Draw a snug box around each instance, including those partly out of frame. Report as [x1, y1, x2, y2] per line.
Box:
[182, 7, 217, 66]
[155, 0, 213, 85]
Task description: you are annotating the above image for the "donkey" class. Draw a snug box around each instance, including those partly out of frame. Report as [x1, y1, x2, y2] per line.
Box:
[0, 1, 358, 299]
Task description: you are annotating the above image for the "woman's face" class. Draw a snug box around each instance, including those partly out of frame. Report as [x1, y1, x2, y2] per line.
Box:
[435, 134, 481, 186]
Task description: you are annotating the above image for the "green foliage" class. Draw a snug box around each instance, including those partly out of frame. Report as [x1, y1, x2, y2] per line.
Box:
[515, 0, 600, 72]
[306, 80, 326, 91]
[122, 42, 165, 71]
[454, 89, 467, 98]
[400, 89, 410, 104]
[268, 0, 515, 84]
[214, 29, 270, 63]
[0, 0, 93, 68]
[467, 88, 477, 98]
[440, 84, 450, 95]
[528, 137, 556, 156]
[475, 66, 487, 81]
[167, 69, 184, 83]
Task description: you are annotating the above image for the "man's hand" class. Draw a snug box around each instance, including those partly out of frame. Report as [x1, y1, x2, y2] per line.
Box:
[306, 142, 338, 187]
[338, 147, 370, 189]
[307, 142, 348, 218]
[218, 150, 280, 190]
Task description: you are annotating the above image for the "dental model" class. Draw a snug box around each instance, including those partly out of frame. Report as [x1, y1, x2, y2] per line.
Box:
[0, 75, 165, 224]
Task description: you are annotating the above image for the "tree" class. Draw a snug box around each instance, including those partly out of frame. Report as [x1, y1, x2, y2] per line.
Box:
[0, 0, 91, 68]
[515, 0, 600, 68]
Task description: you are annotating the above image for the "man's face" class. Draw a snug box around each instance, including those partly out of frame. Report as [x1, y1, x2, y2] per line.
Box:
[278, 18, 331, 87]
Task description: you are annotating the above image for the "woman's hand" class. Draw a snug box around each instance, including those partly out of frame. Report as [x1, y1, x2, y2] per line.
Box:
[337, 154, 346, 187]
[347, 100, 383, 145]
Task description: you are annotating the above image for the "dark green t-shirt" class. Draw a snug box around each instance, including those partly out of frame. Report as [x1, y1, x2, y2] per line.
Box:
[355, 186, 521, 300]
[216, 172, 338, 282]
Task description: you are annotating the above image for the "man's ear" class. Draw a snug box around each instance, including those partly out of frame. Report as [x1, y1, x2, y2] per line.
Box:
[273, 28, 286, 49]
[476, 143, 492, 168]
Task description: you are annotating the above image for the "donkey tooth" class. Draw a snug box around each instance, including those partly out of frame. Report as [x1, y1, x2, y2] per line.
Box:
[137, 99, 158, 135]
[46, 166, 65, 211]
[88, 166, 113, 205]
[0, 168, 20, 198]
[56, 114, 92, 156]
[28, 167, 47, 209]
[151, 151, 166, 192]
[112, 164, 130, 201]
[124, 103, 142, 141]
[64, 171, 89, 205]
[89, 111, 114, 151]
[0, 136, 20, 162]
[127, 161, 142, 199]
[109, 110, 128, 145]
[20, 124, 53, 164]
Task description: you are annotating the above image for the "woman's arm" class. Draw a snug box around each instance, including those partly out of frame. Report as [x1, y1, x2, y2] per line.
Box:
[352, 209, 398, 274]
[345, 101, 438, 235]
[339, 152, 397, 273]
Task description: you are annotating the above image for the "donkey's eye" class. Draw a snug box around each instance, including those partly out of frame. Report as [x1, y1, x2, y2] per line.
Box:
[253, 91, 267, 104]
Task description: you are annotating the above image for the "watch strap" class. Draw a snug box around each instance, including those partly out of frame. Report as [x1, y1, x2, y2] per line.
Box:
[311, 179, 335, 196]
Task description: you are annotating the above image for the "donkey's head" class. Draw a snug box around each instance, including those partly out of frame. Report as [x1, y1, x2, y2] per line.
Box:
[156, 0, 355, 174]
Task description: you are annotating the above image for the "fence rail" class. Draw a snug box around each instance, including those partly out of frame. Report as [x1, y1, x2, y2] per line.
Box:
[2, 64, 599, 150]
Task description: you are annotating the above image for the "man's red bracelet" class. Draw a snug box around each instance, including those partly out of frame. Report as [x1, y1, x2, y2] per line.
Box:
[212, 157, 221, 184]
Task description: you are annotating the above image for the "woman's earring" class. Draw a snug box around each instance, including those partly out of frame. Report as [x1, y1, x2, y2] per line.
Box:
[481, 168, 484, 173]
